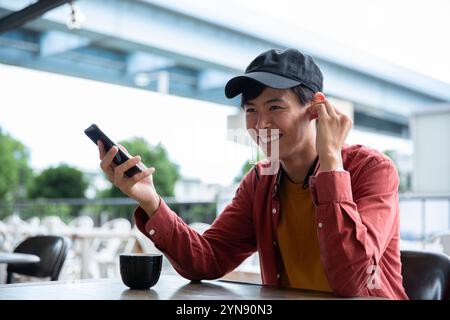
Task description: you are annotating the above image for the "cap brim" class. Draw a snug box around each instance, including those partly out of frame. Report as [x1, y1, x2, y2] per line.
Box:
[225, 71, 301, 99]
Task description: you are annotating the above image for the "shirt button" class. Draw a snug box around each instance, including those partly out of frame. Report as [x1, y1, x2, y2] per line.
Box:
[318, 222, 323, 228]
[276, 273, 280, 279]
[149, 229, 156, 236]
[273, 241, 276, 246]
[272, 208, 277, 214]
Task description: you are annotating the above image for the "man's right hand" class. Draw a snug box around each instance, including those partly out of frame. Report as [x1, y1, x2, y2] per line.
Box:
[98, 140, 160, 217]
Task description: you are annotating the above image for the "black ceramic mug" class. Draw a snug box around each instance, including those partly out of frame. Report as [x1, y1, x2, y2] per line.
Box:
[119, 253, 162, 289]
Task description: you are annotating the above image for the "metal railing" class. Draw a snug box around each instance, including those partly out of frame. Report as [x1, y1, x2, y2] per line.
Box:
[0, 197, 216, 225]
[2, 194, 450, 243]
[399, 193, 450, 243]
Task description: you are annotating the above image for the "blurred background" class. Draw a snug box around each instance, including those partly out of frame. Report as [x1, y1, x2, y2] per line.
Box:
[1, 0, 450, 283]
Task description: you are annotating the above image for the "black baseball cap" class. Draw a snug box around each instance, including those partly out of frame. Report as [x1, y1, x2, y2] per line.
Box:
[225, 48, 323, 99]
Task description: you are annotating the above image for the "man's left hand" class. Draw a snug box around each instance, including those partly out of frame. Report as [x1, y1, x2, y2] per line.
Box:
[308, 92, 352, 172]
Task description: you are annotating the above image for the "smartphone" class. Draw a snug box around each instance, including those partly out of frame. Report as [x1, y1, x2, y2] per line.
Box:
[84, 124, 145, 177]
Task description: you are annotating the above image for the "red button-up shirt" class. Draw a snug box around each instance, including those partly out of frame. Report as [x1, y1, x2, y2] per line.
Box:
[134, 144, 408, 299]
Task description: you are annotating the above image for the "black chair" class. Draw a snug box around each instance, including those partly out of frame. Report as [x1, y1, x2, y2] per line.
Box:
[400, 250, 450, 300]
[7, 235, 70, 284]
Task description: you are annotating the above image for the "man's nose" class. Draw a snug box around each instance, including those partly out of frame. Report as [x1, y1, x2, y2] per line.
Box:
[256, 113, 272, 130]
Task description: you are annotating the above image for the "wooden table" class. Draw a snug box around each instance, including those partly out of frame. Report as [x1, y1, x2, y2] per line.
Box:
[0, 274, 382, 300]
[0, 252, 40, 264]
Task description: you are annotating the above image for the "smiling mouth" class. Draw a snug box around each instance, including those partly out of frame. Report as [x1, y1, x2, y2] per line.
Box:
[258, 134, 283, 144]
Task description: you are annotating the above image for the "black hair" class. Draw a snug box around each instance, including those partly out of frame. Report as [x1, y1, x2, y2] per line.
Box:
[240, 80, 315, 107]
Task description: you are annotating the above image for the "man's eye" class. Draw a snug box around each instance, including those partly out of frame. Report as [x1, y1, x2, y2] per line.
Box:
[270, 105, 282, 110]
[245, 108, 256, 113]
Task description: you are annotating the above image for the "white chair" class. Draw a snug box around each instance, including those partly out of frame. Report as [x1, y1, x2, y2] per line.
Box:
[26, 217, 41, 229]
[3, 214, 24, 225]
[69, 216, 94, 230]
[0, 221, 12, 252]
[88, 218, 133, 278]
[60, 216, 95, 280]
[429, 231, 450, 256]
[41, 216, 69, 235]
[2, 214, 34, 248]
[0, 221, 9, 283]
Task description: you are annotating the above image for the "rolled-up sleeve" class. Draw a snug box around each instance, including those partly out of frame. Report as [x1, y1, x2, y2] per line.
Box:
[310, 158, 400, 297]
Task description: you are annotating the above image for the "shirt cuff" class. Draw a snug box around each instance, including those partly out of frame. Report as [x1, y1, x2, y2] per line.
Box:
[134, 199, 179, 248]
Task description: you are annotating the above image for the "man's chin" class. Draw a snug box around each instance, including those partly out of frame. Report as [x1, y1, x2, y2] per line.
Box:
[259, 146, 285, 161]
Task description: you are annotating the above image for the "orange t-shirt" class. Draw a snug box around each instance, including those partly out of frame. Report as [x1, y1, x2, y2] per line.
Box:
[277, 177, 332, 292]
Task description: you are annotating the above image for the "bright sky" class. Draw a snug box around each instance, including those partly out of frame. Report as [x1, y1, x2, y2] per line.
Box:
[0, 64, 251, 186]
[1, 0, 449, 189]
[233, 0, 450, 85]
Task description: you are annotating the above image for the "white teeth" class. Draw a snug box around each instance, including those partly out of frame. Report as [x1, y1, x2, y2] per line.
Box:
[259, 135, 281, 143]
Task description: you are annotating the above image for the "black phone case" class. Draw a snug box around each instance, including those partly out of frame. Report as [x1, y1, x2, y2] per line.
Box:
[84, 124, 142, 177]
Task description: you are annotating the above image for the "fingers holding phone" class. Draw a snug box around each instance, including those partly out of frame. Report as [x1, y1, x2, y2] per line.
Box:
[98, 139, 146, 182]
[98, 140, 117, 181]
[87, 124, 160, 217]
[97, 140, 159, 215]
[98, 140, 107, 160]
[113, 154, 142, 184]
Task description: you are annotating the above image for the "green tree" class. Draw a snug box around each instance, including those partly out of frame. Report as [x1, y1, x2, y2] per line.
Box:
[0, 127, 32, 201]
[103, 137, 180, 198]
[184, 203, 217, 224]
[28, 164, 88, 199]
[234, 151, 264, 183]
[234, 161, 254, 183]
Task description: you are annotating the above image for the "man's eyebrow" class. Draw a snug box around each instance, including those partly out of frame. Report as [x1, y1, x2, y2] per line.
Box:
[264, 97, 285, 104]
[244, 97, 285, 106]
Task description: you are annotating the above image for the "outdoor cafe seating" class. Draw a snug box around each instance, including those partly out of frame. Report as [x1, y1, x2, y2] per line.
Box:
[400, 250, 450, 300]
[2, 213, 450, 301]
[0, 214, 137, 283]
[7, 235, 70, 283]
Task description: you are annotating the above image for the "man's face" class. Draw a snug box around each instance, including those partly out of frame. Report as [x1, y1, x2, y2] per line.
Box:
[244, 87, 314, 161]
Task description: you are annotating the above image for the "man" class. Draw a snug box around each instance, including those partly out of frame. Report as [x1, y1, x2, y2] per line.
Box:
[98, 48, 408, 299]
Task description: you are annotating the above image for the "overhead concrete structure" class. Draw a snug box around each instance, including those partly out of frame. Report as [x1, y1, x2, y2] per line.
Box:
[1, 0, 449, 140]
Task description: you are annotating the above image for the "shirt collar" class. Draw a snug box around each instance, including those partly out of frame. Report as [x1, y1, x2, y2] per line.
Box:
[271, 156, 319, 198]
